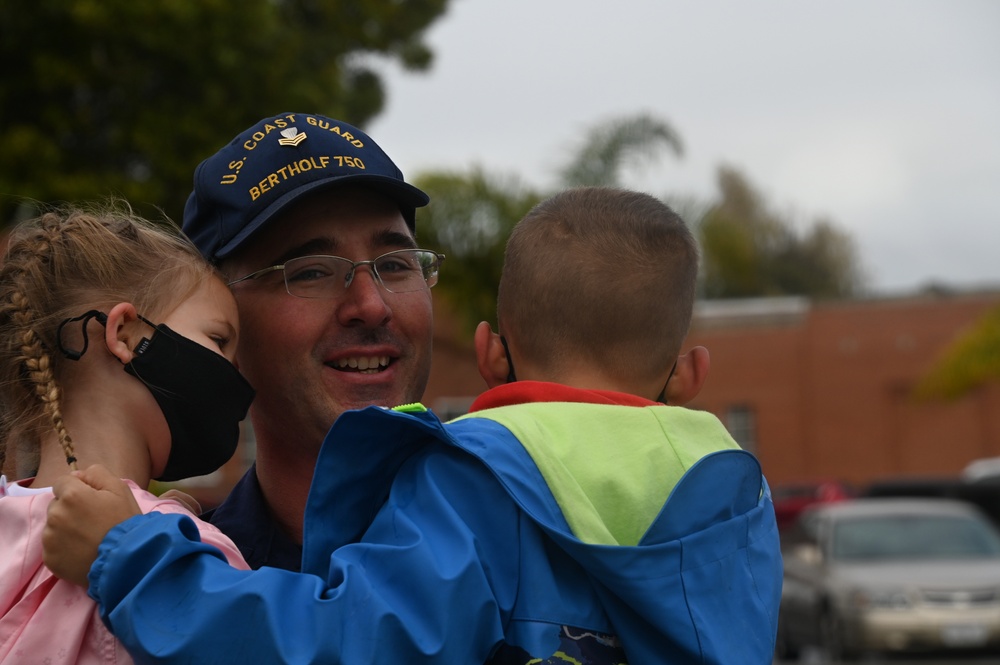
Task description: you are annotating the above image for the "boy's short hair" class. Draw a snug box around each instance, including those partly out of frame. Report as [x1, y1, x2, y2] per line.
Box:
[497, 187, 699, 385]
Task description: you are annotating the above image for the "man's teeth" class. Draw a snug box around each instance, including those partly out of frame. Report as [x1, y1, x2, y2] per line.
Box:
[334, 356, 390, 372]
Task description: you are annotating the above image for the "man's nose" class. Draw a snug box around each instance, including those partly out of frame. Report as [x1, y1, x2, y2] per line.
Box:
[337, 265, 392, 326]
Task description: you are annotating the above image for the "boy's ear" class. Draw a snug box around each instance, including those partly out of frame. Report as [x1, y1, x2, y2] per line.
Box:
[474, 321, 511, 389]
[104, 302, 140, 364]
[663, 345, 710, 406]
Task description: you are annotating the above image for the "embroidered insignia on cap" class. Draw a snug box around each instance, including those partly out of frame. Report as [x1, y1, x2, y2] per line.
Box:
[278, 128, 307, 146]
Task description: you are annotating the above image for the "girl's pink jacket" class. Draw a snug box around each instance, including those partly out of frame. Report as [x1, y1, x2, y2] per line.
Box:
[0, 477, 248, 663]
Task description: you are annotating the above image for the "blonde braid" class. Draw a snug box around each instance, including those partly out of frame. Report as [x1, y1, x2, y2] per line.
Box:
[0, 214, 79, 473]
[8, 277, 77, 470]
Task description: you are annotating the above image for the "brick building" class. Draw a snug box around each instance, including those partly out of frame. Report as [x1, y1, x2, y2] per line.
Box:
[683, 291, 1000, 488]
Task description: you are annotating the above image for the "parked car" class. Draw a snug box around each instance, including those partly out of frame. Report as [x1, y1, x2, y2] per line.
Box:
[863, 474, 1000, 532]
[772, 480, 853, 531]
[776, 497, 1000, 661]
[963, 456, 1000, 485]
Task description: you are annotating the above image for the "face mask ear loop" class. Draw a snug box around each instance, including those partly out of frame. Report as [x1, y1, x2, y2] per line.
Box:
[656, 361, 678, 404]
[56, 310, 108, 361]
[500, 336, 517, 383]
[132, 313, 159, 339]
[135, 313, 156, 329]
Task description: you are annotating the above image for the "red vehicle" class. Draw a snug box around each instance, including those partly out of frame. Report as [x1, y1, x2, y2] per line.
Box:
[773, 481, 853, 531]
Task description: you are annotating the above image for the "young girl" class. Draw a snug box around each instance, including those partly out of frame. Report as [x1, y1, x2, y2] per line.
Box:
[0, 205, 252, 663]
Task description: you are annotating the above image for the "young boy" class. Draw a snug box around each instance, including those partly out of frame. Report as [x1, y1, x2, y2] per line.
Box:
[44, 187, 782, 664]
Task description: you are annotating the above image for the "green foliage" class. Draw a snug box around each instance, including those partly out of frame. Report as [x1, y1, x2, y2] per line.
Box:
[698, 166, 864, 300]
[558, 113, 684, 188]
[414, 114, 865, 336]
[916, 305, 1000, 400]
[414, 169, 544, 332]
[0, 0, 450, 225]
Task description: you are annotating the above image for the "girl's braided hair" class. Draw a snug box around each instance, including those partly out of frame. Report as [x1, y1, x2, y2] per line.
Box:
[0, 204, 215, 478]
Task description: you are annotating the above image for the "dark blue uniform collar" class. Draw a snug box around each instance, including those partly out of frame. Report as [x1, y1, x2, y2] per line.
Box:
[203, 463, 303, 572]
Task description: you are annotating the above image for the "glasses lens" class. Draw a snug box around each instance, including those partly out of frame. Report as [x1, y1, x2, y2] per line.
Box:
[374, 250, 440, 293]
[279, 251, 441, 298]
[282, 256, 353, 298]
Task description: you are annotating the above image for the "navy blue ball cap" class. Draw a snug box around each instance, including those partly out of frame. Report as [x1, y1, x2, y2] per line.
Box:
[182, 112, 429, 263]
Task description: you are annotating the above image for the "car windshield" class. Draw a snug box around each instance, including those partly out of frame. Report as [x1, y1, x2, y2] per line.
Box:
[832, 514, 1000, 562]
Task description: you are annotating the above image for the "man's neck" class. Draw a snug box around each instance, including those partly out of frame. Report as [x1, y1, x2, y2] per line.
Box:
[253, 444, 320, 545]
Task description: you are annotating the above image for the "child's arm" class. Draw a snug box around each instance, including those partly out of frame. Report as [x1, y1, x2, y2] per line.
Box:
[43, 466, 141, 587]
[45, 466, 249, 578]
[142, 486, 250, 570]
[43, 453, 516, 663]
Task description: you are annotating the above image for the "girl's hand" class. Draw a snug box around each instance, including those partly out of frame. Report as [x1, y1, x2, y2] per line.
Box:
[43, 464, 141, 587]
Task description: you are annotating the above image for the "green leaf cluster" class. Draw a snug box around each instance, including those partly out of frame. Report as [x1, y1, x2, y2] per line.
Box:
[419, 113, 866, 337]
[558, 114, 683, 188]
[916, 304, 1000, 400]
[699, 166, 864, 300]
[414, 169, 544, 331]
[0, 0, 450, 225]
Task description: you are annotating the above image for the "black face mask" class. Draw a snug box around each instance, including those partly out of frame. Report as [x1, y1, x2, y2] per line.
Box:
[58, 310, 255, 481]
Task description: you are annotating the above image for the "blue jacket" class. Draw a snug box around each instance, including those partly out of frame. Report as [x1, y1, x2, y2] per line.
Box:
[90, 386, 782, 663]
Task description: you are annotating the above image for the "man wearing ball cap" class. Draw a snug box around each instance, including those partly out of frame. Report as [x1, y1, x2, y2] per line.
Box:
[182, 112, 440, 571]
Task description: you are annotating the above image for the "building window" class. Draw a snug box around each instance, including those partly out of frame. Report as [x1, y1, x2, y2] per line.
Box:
[726, 405, 757, 454]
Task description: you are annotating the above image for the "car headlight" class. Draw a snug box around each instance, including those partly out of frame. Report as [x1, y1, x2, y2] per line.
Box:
[851, 588, 913, 609]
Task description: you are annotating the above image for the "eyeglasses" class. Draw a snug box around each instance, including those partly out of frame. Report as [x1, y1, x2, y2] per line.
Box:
[228, 249, 445, 299]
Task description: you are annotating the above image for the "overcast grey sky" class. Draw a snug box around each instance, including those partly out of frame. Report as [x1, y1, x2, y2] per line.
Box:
[368, 0, 1000, 295]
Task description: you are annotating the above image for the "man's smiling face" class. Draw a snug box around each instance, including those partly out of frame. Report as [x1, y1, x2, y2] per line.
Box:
[225, 185, 434, 456]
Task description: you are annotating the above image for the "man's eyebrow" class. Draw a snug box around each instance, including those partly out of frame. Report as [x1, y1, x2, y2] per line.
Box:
[266, 230, 417, 267]
[269, 238, 336, 266]
[372, 229, 418, 250]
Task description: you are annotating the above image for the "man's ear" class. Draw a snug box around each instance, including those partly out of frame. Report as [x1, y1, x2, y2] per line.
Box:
[474, 321, 511, 389]
[104, 302, 139, 364]
[663, 345, 710, 406]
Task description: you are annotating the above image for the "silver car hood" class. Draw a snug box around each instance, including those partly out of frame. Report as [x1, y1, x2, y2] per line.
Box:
[831, 559, 1000, 589]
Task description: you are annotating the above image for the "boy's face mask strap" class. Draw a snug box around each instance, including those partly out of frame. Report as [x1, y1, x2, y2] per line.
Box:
[657, 361, 678, 404]
[500, 335, 517, 383]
